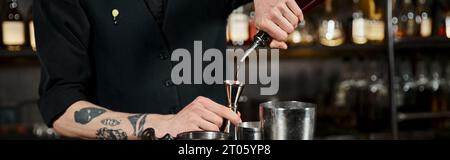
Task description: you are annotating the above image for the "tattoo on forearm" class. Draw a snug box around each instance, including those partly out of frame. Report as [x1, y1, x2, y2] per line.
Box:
[96, 128, 128, 140]
[74, 107, 106, 124]
[128, 114, 148, 136]
[101, 119, 121, 127]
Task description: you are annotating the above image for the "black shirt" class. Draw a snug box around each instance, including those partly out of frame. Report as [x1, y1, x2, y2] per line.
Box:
[35, 0, 251, 127]
[147, 0, 167, 28]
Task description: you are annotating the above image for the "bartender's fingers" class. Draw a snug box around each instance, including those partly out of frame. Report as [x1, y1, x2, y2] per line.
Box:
[278, 4, 299, 28]
[286, 0, 304, 21]
[196, 97, 241, 125]
[271, 9, 295, 34]
[195, 105, 223, 127]
[270, 40, 288, 49]
[182, 124, 202, 134]
[193, 116, 220, 131]
[259, 19, 289, 41]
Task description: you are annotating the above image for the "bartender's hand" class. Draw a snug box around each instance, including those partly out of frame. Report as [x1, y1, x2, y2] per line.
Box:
[153, 96, 241, 137]
[52, 98, 241, 140]
[254, 0, 304, 49]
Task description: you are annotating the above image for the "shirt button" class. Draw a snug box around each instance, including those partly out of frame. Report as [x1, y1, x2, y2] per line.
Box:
[159, 54, 170, 60]
[159, 50, 170, 60]
[164, 80, 174, 87]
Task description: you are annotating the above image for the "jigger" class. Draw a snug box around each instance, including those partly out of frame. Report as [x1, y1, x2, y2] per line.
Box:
[223, 80, 245, 139]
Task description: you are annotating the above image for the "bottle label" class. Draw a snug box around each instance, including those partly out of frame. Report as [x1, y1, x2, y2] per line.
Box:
[406, 19, 416, 36]
[420, 18, 432, 37]
[288, 30, 302, 44]
[352, 18, 367, 44]
[365, 20, 385, 41]
[2, 21, 25, 45]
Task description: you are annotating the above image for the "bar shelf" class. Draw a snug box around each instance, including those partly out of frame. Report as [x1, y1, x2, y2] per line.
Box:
[398, 112, 450, 121]
[0, 48, 36, 58]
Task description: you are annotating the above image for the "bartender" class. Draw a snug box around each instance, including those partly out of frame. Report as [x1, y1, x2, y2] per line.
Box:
[35, 0, 304, 140]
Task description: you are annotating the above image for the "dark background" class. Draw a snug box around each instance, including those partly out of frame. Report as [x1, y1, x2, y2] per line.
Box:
[1, 0, 450, 139]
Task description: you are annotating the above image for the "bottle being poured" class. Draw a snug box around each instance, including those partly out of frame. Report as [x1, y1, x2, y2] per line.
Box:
[240, 0, 325, 62]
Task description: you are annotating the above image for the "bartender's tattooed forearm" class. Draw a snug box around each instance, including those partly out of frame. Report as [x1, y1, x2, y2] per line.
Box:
[101, 119, 121, 126]
[74, 107, 106, 124]
[96, 128, 127, 140]
[128, 114, 148, 136]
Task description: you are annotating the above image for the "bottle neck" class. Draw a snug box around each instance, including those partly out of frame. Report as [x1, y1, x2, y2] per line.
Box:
[352, 0, 362, 17]
[403, 0, 414, 10]
[6, 0, 22, 21]
[9, 0, 19, 10]
[404, 0, 412, 5]
[325, 0, 333, 13]
[417, 2, 429, 14]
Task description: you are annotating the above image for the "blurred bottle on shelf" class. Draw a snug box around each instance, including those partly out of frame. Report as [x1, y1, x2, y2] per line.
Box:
[351, 0, 367, 44]
[435, 0, 448, 38]
[396, 0, 417, 39]
[33, 123, 58, 139]
[428, 59, 447, 129]
[360, 60, 389, 132]
[228, 6, 249, 46]
[446, 11, 450, 38]
[392, 0, 400, 39]
[397, 57, 450, 131]
[248, 9, 258, 42]
[335, 58, 357, 108]
[397, 58, 419, 131]
[226, 21, 230, 44]
[318, 0, 345, 47]
[397, 59, 417, 114]
[416, 0, 432, 38]
[414, 60, 432, 113]
[363, 0, 385, 43]
[28, 7, 36, 52]
[287, 19, 315, 46]
[443, 62, 450, 128]
[2, 0, 25, 51]
[437, 12, 450, 38]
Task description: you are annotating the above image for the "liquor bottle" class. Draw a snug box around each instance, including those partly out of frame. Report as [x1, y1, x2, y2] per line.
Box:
[287, 18, 315, 45]
[28, 7, 36, 52]
[436, 11, 450, 38]
[226, 22, 230, 44]
[2, 0, 25, 51]
[392, 0, 400, 38]
[415, 60, 431, 112]
[357, 60, 389, 132]
[351, 0, 367, 44]
[416, 0, 432, 38]
[412, 59, 434, 130]
[397, 58, 419, 130]
[397, 0, 417, 38]
[335, 58, 356, 108]
[398, 59, 417, 113]
[443, 62, 450, 128]
[288, 25, 302, 45]
[228, 6, 249, 46]
[429, 61, 441, 109]
[435, 0, 448, 37]
[248, 10, 258, 42]
[429, 59, 446, 129]
[446, 11, 450, 38]
[363, 0, 385, 43]
[318, 0, 345, 47]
